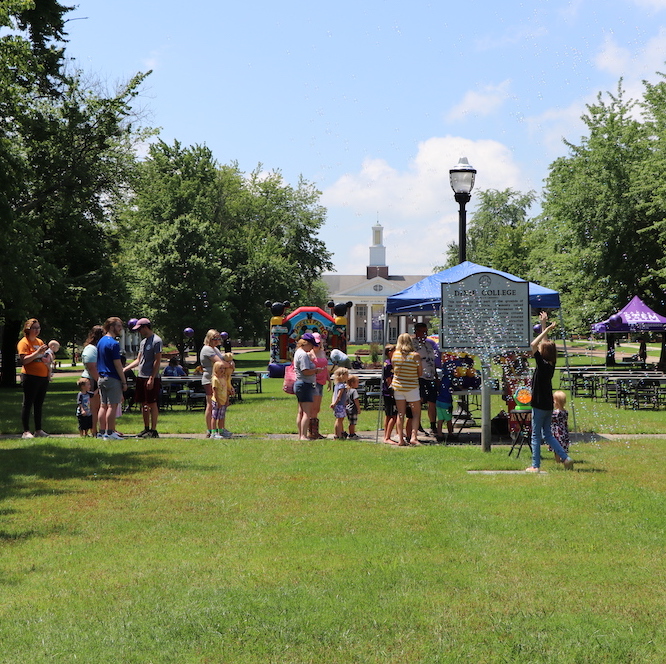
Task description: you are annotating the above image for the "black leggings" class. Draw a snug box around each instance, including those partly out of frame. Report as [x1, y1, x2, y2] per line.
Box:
[21, 374, 49, 432]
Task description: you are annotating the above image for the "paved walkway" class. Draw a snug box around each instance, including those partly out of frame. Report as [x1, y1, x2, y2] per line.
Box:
[1, 429, 657, 442]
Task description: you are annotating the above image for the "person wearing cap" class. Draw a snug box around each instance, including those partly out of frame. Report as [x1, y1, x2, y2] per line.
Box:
[308, 331, 329, 439]
[124, 318, 163, 438]
[293, 332, 319, 440]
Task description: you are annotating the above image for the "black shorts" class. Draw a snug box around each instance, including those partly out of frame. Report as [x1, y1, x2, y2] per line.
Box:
[419, 378, 437, 403]
[135, 376, 161, 405]
[77, 414, 93, 430]
[383, 393, 397, 417]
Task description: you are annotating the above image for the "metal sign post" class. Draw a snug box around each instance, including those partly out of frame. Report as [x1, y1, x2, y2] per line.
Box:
[441, 272, 530, 451]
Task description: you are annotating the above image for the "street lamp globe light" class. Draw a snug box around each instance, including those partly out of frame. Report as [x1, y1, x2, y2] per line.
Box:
[449, 156, 477, 264]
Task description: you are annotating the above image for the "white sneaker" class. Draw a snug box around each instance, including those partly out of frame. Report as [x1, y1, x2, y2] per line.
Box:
[212, 433, 224, 439]
[21, 431, 34, 439]
[106, 431, 124, 440]
[96, 432, 105, 438]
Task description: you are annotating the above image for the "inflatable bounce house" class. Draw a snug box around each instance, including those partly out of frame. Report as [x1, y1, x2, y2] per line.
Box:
[266, 300, 352, 377]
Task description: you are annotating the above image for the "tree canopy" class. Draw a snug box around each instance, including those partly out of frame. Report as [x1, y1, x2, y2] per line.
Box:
[535, 83, 664, 332]
[0, 0, 149, 385]
[437, 188, 536, 276]
[116, 142, 333, 346]
[0, 1, 333, 384]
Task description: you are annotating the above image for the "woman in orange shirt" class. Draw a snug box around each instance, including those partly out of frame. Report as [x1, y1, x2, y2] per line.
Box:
[17, 318, 50, 439]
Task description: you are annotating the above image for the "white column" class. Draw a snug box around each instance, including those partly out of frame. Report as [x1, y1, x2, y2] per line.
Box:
[366, 306, 372, 344]
[349, 304, 357, 344]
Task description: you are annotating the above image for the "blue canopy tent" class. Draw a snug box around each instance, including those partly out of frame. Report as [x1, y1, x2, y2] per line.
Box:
[386, 261, 560, 315]
[385, 262, 571, 444]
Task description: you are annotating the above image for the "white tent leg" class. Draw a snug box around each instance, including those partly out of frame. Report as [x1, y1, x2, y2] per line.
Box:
[557, 309, 577, 434]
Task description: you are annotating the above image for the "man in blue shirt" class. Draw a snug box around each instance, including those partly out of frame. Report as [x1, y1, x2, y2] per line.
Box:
[96, 317, 126, 440]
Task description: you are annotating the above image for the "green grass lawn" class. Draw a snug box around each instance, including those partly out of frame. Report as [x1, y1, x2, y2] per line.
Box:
[1, 434, 666, 662]
[1, 351, 666, 662]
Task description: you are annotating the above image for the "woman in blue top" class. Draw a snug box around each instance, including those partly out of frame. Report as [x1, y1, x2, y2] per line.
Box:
[526, 312, 574, 472]
[81, 325, 104, 436]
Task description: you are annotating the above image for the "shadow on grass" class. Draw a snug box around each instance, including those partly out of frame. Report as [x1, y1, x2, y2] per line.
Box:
[0, 443, 176, 566]
[568, 457, 608, 473]
[0, 442, 170, 502]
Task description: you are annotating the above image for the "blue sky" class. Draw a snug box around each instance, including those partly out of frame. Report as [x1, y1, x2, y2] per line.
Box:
[64, 0, 666, 275]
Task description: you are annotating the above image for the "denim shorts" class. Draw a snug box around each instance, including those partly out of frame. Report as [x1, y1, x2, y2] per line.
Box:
[294, 380, 315, 403]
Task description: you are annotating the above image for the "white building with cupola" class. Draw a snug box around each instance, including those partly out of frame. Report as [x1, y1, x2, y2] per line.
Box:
[321, 223, 429, 344]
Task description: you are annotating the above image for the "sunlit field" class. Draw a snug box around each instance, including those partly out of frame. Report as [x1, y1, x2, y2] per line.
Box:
[1, 350, 665, 662]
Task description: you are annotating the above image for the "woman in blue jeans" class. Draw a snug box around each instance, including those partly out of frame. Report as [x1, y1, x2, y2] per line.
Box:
[526, 312, 574, 472]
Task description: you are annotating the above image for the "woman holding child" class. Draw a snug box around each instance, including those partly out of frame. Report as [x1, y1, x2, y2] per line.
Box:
[200, 329, 233, 438]
[17, 318, 51, 439]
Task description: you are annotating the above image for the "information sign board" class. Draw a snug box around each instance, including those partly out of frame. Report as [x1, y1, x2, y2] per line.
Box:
[440, 272, 530, 351]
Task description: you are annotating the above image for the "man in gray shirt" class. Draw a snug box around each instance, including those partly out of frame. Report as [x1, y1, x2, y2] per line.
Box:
[124, 318, 163, 438]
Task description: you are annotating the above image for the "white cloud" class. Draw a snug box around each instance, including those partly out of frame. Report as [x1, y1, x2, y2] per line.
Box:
[321, 136, 525, 275]
[558, 0, 584, 20]
[474, 26, 548, 51]
[526, 28, 666, 158]
[594, 36, 632, 76]
[631, 0, 666, 9]
[526, 100, 589, 156]
[595, 28, 666, 80]
[446, 80, 512, 122]
[142, 50, 162, 71]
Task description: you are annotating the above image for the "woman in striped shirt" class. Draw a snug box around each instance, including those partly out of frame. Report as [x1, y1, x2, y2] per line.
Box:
[392, 333, 423, 446]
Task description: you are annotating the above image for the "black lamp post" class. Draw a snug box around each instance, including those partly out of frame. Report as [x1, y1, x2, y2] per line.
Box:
[449, 156, 477, 264]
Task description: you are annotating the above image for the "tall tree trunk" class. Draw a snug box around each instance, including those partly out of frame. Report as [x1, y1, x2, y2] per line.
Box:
[1, 319, 22, 388]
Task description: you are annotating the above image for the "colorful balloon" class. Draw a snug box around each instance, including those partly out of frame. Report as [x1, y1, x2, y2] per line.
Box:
[608, 314, 622, 329]
[183, 327, 194, 338]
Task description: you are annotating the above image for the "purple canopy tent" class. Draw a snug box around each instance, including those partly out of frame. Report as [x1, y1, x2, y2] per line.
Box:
[592, 296, 666, 333]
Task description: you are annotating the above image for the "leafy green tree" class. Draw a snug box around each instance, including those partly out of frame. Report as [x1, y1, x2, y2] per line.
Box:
[635, 73, 666, 300]
[0, 0, 148, 385]
[222, 168, 333, 343]
[117, 145, 333, 348]
[535, 83, 662, 333]
[117, 141, 234, 350]
[466, 188, 536, 276]
[435, 188, 536, 275]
